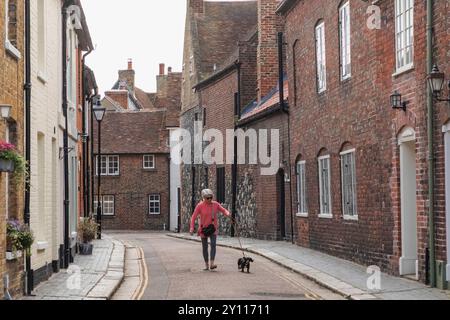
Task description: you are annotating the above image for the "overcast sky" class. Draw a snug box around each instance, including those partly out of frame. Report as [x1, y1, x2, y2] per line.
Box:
[81, 0, 187, 95]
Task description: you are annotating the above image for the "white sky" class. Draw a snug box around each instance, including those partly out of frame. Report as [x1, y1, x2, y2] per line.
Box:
[81, 0, 187, 95]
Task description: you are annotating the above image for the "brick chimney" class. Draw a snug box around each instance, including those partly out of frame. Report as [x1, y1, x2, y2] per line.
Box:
[189, 0, 204, 14]
[119, 59, 135, 93]
[105, 90, 129, 110]
[257, 0, 284, 102]
[157, 63, 168, 98]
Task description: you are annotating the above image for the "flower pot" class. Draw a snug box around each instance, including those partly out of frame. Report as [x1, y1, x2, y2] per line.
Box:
[0, 159, 15, 173]
[79, 243, 93, 255]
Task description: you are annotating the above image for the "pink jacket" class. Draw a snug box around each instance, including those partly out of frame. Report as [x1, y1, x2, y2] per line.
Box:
[190, 201, 231, 238]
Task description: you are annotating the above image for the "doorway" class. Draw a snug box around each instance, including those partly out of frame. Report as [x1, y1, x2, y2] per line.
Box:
[277, 169, 286, 240]
[398, 127, 418, 278]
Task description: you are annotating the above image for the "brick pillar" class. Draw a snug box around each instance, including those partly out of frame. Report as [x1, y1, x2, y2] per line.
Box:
[257, 0, 284, 102]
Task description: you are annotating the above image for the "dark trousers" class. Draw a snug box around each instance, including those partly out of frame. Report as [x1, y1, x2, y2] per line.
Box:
[201, 235, 217, 263]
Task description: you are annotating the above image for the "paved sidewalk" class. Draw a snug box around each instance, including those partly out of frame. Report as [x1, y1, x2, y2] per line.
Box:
[168, 233, 450, 300]
[22, 234, 125, 300]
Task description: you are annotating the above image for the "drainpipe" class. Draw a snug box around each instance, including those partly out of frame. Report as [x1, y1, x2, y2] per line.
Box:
[231, 62, 241, 238]
[62, 1, 71, 269]
[90, 88, 97, 217]
[82, 49, 93, 218]
[168, 153, 171, 231]
[86, 89, 96, 218]
[24, 0, 33, 295]
[278, 32, 294, 244]
[426, 0, 436, 287]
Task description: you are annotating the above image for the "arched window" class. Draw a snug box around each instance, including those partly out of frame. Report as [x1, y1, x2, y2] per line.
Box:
[339, 1, 351, 80]
[296, 156, 307, 216]
[318, 149, 332, 217]
[340, 144, 357, 219]
[315, 20, 326, 93]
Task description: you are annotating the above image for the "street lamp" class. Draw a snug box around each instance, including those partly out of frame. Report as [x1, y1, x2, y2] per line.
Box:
[0, 104, 12, 119]
[390, 91, 407, 112]
[93, 99, 106, 240]
[427, 64, 450, 104]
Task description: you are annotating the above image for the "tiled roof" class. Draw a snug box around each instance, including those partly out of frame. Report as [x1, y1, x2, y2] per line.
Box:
[240, 76, 289, 121]
[93, 110, 169, 154]
[193, 1, 257, 82]
[135, 87, 156, 109]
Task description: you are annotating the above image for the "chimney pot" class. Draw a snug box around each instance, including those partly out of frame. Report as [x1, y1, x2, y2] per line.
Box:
[168, 67, 172, 73]
[128, 58, 133, 70]
[159, 63, 165, 75]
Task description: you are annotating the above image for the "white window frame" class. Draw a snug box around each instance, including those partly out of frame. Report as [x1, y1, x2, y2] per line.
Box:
[149, 194, 161, 215]
[96, 155, 120, 176]
[94, 195, 115, 216]
[143, 155, 155, 169]
[339, 2, 351, 80]
[37, 0, 47, 82]
[395, 0, 414, 73]
[340, 149, 358, 220]
[315, 21, 326, 93]
[318, 155, 332, 218]
[296, 161, 308, 217]
[4, 0, 21, 59]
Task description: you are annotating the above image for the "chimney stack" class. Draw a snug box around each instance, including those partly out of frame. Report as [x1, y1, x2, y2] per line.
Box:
[257, 0, 284, 102]
[119, 59, 136, 93]
[159, 63, 165, 76]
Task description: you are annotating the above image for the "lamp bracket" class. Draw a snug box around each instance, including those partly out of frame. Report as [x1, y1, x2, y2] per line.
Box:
[59, 147, 75, 160]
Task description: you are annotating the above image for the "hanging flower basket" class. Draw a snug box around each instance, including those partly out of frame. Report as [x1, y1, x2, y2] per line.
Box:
[0, 141, 28, 182]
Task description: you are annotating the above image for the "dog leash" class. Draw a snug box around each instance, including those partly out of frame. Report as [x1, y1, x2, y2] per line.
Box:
[233, 218, 247, 259]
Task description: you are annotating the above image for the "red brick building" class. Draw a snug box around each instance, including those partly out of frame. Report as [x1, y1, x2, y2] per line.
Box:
[278, 0, 449, 287]
[183, 0, 294, 240]
[94, 62, 181, 230]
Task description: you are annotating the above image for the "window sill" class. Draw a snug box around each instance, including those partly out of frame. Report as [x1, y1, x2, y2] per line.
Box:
[37, 71, 48, 84]
[149, 213, 161, 216]
[343, 215, 358, 221]
[318, 214, 333, 219]
[296, 213, 309, 218]
[5, 40, 21, 60]
[392, 65, 414, 78]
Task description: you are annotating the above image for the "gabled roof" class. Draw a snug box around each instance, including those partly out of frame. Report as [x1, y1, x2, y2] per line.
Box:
[192, 1, 258, 82]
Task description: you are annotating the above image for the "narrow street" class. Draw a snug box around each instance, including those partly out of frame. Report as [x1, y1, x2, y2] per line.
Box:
[110, 232, 344, 300]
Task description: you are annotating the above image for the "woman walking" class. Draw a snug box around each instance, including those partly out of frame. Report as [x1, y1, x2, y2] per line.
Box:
[190, 189, 234, 271]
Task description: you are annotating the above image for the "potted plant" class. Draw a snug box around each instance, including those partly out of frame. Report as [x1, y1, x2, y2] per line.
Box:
[0, 141, 28, 183]
[78, 217, 98, 255]
[6, 219, 34, 260]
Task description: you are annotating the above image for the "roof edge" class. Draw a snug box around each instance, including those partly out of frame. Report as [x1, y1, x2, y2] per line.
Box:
[193, 61, 240, 91]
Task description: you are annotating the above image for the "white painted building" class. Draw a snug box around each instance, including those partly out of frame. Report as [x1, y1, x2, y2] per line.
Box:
[29, 0, 63, 278]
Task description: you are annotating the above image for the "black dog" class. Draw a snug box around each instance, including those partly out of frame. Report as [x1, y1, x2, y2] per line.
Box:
[238, 257, 254, 273]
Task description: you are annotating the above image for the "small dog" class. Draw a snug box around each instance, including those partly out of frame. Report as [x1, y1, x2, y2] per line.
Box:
[238, 257, 254, 273]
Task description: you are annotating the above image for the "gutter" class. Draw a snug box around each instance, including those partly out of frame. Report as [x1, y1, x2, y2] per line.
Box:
[193, 61, 241, 92]
[426, 0, 436, 287]
[24, 0, 33, 295]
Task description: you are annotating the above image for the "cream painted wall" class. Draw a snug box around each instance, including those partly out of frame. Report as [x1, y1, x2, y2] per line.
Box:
[30, 0, 63, 270]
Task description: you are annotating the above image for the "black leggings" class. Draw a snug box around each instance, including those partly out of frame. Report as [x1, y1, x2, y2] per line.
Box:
[201, 235, 217, 263]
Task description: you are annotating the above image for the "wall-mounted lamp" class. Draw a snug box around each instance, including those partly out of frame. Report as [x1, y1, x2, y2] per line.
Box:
[427, 64, 450, 104]
[0, 104, 12, 119]
[390, 91, 408, 112]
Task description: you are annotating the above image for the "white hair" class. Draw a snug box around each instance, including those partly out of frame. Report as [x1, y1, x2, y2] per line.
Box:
[201, 189, 214, 198]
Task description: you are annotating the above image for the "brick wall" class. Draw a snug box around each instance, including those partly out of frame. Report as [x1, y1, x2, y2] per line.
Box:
[283, 0, 449, 281]
[0, 0, 25, 299]
[98, 154, 170, 230]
